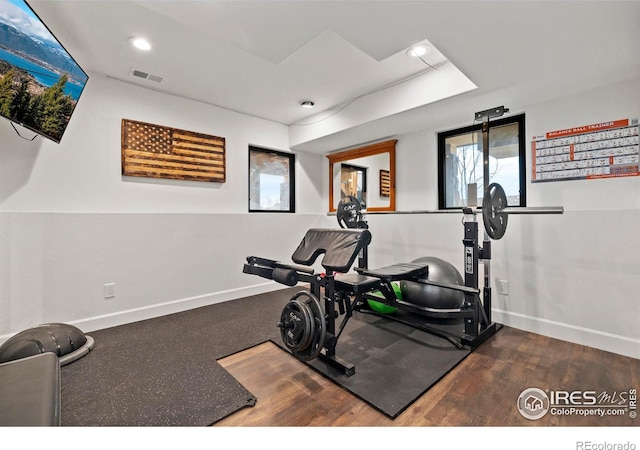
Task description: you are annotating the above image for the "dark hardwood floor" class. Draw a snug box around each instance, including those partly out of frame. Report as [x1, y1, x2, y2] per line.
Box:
[216, 326, 639, 427]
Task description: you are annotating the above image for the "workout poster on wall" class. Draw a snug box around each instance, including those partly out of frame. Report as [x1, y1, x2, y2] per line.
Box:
[531, 118, 639, 182]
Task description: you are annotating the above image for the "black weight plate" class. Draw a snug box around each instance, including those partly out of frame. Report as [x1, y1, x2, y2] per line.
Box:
[336, 195, 362, 229]
[288, 291, 326, 361]
[279, 298, 313, 352]
[483, 183, 508, 240]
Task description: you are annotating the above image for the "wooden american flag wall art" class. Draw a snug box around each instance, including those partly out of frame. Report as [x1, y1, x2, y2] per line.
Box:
[121, 119, 226, 183]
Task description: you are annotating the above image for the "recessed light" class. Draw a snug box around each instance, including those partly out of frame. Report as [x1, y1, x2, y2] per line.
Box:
[129, 37, 151, 51]
[407, 45, 429, 58]
[300, 100, 315, 108]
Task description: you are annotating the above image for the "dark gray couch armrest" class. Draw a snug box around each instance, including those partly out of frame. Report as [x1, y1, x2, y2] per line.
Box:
[0, 352, 60, 426]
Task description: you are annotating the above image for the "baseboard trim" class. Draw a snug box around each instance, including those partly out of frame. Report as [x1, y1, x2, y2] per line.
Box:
[4, 294, 637, 361]
[0, 282, 283, 343]
[493, 309, 640, 360]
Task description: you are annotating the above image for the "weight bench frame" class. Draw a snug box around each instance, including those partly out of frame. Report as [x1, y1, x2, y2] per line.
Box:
[334, 263, 497, 351]
[244, 225, 501, 377]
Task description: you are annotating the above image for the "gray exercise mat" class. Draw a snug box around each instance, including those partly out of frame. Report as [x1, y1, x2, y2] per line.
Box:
[61, 288, 295, 426]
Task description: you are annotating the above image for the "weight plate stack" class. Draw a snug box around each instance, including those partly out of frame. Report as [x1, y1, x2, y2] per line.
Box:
[278, 291, 326, 361]
[483, 182, 509, 240]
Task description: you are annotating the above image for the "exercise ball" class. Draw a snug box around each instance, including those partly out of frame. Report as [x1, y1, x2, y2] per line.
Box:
[0, 323, 94, 366]
[400, 257, 464, 309]
[367, 282, 401, 314]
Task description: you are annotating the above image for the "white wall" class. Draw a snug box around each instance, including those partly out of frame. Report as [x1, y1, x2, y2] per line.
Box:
[352, 76, 640, 359]
[0, 74, 322, 214]
[0, 74, 332, 339]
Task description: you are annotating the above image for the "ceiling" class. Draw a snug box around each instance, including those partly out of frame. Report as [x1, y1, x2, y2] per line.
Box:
[28, 1, 640, 154]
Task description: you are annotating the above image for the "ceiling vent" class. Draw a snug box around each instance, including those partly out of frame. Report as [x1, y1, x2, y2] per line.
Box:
[131, 69, 163, 83]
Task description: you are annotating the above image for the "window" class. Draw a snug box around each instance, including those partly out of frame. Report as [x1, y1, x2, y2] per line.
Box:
[249, 146, 295, 212]
[438, 114, 526, 209]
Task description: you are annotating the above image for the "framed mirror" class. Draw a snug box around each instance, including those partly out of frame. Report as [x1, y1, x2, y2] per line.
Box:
[327, 140, 396, 212]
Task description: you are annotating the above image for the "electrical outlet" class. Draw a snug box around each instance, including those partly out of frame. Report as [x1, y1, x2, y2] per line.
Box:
[104, 283, 116, 299]
[496, 279, 509, 295]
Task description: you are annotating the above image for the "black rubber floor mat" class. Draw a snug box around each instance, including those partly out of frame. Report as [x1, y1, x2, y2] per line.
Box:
[276, 311, 473, 419]
[61, 288, 296, 426]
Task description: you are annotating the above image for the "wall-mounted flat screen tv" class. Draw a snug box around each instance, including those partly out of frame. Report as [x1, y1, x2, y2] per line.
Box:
[0, 0, 88, 143]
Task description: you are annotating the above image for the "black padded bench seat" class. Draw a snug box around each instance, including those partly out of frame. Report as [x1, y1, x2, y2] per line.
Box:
[357, 263, 427, 282]
[334, 273, 382, 294]
[0, 352, 60, 426]
[335, 263, 428, 294]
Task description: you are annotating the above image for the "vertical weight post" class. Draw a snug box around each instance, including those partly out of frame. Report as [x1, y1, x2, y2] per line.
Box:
[474, 105, 509, 203]
[474, 106, 509, 324]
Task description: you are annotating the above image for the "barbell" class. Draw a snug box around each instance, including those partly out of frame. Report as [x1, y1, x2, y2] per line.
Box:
[335, 182, 563, 240]
[481, 183, 564, 239]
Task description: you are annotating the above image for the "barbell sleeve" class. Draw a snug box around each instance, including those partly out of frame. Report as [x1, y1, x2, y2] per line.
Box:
[500, 206, 564, 214]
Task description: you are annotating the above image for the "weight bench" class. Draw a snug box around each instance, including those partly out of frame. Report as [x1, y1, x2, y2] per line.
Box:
[243, 227, 496, 376]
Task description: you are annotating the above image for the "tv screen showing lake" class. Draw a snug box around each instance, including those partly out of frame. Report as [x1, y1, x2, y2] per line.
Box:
[0, 47, 86, 100]
[0, 0, 88, 142]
